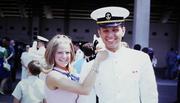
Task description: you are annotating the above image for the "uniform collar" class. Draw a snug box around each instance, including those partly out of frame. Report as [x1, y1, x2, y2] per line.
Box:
[106, 46, 125, 57]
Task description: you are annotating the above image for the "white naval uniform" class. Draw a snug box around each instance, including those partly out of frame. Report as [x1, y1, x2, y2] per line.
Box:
[77, 60, 96, 103]
[20, 51, 30, 79]
[31, 46, 47, 81]
[95, 47, 158, 103]
[36, 46, 46, 57]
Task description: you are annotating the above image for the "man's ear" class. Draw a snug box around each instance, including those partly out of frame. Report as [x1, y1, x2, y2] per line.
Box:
[97, 29, 100, 36]
[97, 29, 102, 38]
[121, 27, 126, 37]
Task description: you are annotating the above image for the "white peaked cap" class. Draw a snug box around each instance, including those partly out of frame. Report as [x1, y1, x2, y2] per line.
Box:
[90, 6, 130, 26]
[37, 35, 49, 42]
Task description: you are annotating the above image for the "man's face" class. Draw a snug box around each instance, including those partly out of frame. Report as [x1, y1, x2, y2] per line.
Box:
[98, 26, 125, 52]
[37, 41, 45, 49]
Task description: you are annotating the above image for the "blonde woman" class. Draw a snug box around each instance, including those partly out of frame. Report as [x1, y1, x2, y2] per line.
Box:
[44, 34, 107, 103]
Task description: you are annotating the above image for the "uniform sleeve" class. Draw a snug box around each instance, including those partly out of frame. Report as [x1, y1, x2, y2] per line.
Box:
[79, 60, 94, 83]
[139, 54, 158, 103]
[78, 60, 96, 103]
[12, 82, 22, 100]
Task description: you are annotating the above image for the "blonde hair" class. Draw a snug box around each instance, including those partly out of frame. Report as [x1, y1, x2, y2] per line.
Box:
[45, 34, 75, 69]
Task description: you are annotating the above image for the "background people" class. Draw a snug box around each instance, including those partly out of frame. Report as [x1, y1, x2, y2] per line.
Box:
[12, 60, 46, 103]
[133, 44, 141, 51]
[1, 37, 14, 94]
[20, 45, 30, 79]
[72, 42, 84, 74]
[28, 35, 49, 81]
[0, 39, 8, 94]
[9, 40, 17, 82]
[166, 48, 178, 79]
[36, 35, 49, 57]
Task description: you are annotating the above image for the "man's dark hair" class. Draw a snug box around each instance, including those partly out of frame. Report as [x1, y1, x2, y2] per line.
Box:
[133, 44, 141, 51]
[142, 47, 149, 54]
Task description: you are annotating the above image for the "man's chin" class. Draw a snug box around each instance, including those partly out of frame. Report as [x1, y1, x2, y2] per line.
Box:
[106, 45, 115, 49]
[106, 45, 119, 51]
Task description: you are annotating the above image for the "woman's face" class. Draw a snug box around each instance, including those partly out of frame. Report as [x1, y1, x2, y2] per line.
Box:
[54, 44, 71, 69]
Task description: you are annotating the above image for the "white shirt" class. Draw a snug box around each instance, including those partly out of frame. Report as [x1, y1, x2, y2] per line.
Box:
[28, 46, 47, 81]
[12, 76, 45, 103]
[20, 51, 30, 79]
[37, 46, 46, 57]
[95, 47, 158, 103]
[77, 60, 96, 103]
[0, 46, 6, 53]
[75, 49, 84, 61]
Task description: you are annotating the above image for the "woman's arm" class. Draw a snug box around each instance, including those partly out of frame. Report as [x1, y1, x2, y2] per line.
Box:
[46, 50, 108, 95]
